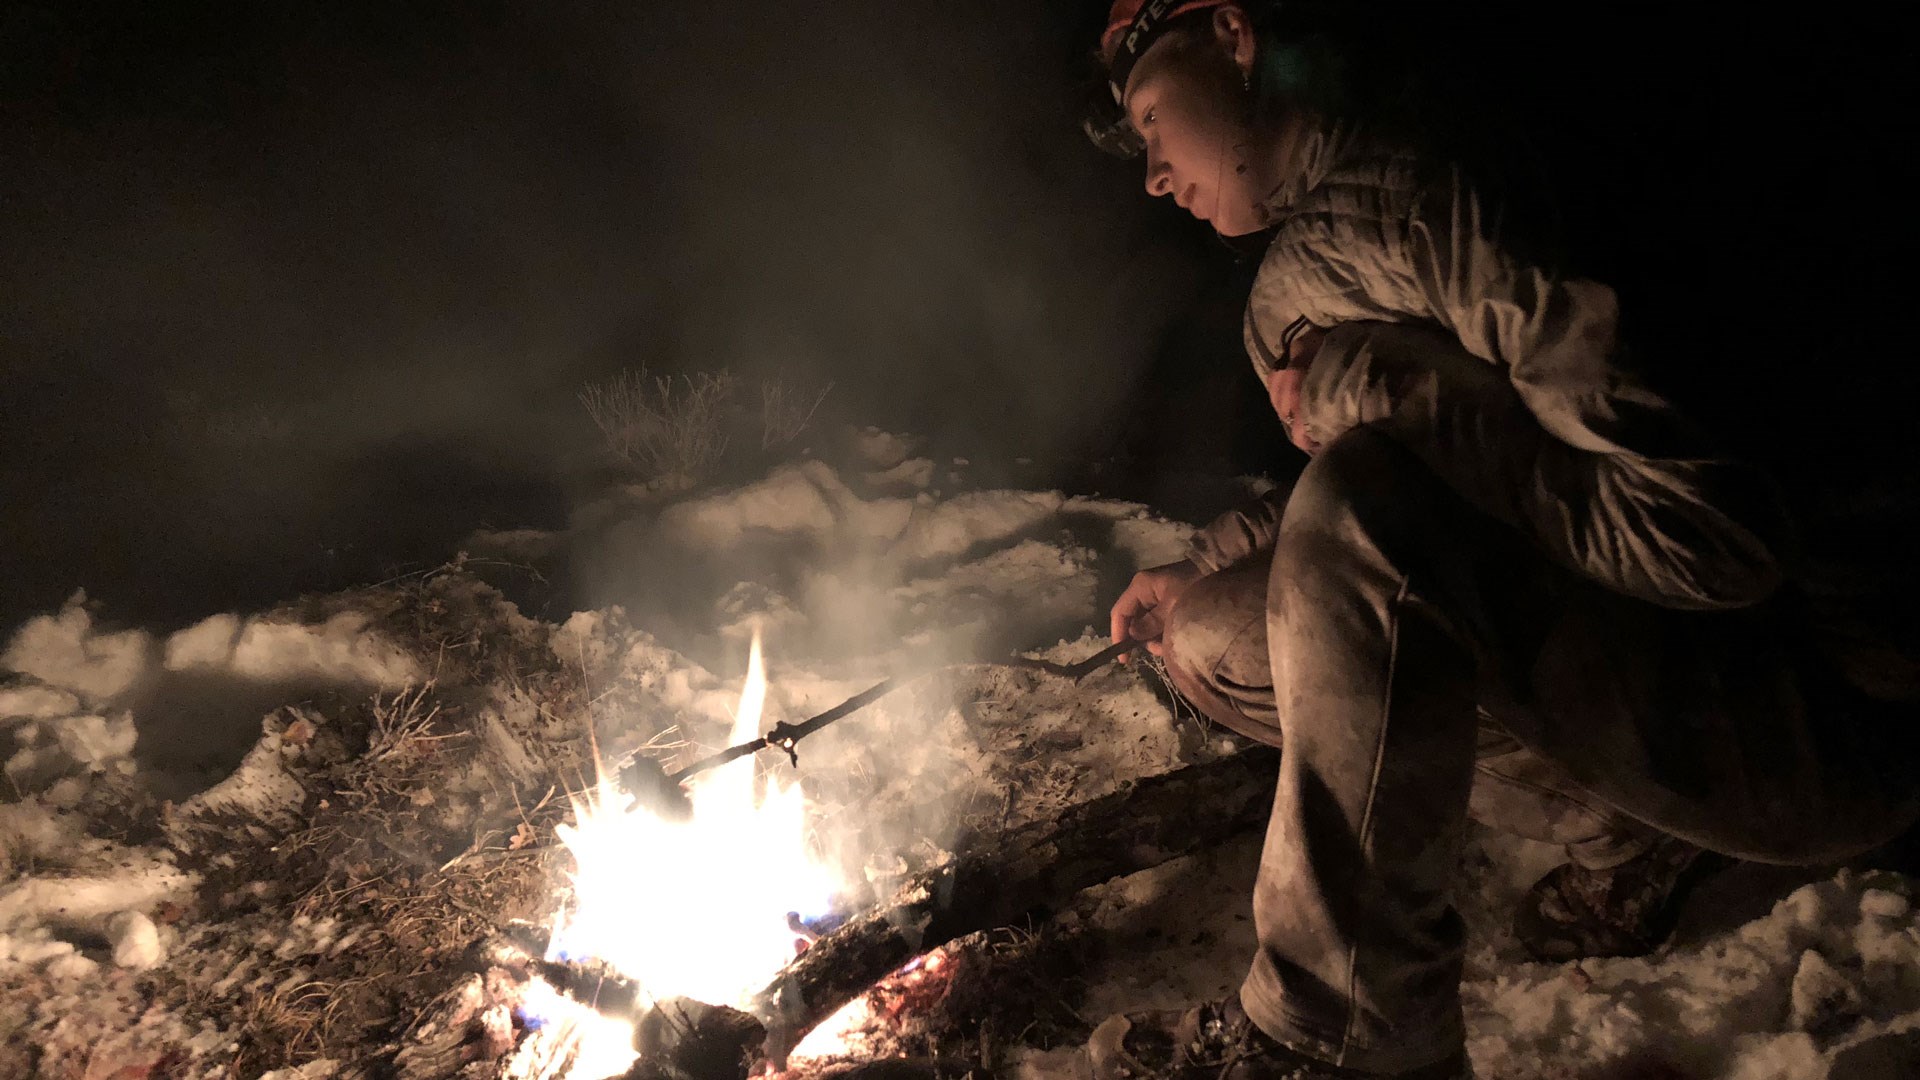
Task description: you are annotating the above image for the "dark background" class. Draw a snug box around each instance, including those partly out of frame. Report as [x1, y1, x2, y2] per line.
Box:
[3, 2, 1911, 634]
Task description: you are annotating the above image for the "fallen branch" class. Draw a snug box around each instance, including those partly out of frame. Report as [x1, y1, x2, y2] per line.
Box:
[639, 745, 1280, 1076]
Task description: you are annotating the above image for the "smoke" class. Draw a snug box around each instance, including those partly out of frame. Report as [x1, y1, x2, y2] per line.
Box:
[1, 1, 1216, 629]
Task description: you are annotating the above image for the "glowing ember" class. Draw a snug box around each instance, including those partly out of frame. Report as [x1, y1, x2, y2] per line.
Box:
[530, 630, 842, 1078]
[789, 945, 961, 1060]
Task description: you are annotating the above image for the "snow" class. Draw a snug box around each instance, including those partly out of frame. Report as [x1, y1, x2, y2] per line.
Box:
[0, 864, 189, 935]
[163, 610, 425, 686]
[1, 437, 1915, 1077]
[847, 426, 919, 470]
[108, 910, 164, 969]
[4, 709, 139, 791]
[3, 595, 153, 706]
[0, 681, 83, 724]
[1455, 868, 1920, 1078]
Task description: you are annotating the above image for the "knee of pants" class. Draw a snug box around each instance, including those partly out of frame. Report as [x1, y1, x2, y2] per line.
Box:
[1277, 426, 1452, 570]
[1162, 560, 1268, 685]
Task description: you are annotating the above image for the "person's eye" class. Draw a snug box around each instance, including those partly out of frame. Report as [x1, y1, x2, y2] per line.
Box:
[1142, 107, 1156, 125]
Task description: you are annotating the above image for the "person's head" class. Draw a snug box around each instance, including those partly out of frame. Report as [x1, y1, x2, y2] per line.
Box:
[1096, 1, 1277, 237]
[1093, 1, 1354, 237]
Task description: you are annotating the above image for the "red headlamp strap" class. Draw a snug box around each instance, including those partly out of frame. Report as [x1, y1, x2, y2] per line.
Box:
[1107, 0, 1232, 103]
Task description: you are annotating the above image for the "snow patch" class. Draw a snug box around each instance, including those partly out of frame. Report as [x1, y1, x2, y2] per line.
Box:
[3, 594, 153, 706]
[3, 710, 139, 790]
[889, 490, 1067, 564]
[863, 456, 936, 491]
[1070, 497, 1196, 568]
[1462, 869, 1920, 1079]
[658, 460, 853, 549]
[0, 857, 192, 945]
[164, 610, 424, 687]
[848, 426, 918, 469]
[108, 910, 164, 970]
[0, 680, 83, 724]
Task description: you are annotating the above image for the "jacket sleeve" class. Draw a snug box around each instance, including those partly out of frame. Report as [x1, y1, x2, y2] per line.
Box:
[1184, 489, 1291, 574]
[1290, 166, 1790, 610]
[1401, 164, 1703, 458]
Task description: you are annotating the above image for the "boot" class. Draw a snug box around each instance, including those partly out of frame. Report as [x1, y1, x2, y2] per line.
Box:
[1088, 993, 1470, 1080]
[1514, 831, 1733, 961]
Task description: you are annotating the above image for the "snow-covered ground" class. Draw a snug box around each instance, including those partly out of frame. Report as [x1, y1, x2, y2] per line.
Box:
[3, 429, 1916, 1079]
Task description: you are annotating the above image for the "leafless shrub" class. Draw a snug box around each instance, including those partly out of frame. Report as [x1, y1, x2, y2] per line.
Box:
[759, 378, 833, 451]
[578, 367, 736, 479]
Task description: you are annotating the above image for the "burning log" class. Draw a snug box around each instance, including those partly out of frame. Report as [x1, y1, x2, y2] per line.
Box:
[634, 997, 772, 1079]
[642, 745, 1280, 1077]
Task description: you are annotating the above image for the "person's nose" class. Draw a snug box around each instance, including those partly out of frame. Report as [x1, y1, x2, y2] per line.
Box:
[1143, 146, 1173, 198]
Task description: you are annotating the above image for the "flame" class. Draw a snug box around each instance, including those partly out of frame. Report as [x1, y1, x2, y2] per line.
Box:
[509, 979, 644, 1079]
[529, 630, 841, 1079]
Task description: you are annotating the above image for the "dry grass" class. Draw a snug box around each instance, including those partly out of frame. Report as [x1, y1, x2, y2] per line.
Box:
[364, 683, 446, 766]
[0, 566, 692, 1077]
[760, 378, 833, 451]
[148, 568, 614, 1075]
[198, 708, 566, 1075]
[579, 366, 736, 480]
[578, 366, 834, 481]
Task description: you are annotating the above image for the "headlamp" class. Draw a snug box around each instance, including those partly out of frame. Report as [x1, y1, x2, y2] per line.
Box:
[1082, 0, 1233, 159]
[1082, 82, 1146, 158]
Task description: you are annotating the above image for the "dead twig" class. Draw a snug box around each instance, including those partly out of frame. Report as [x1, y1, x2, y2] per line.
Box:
[759, 379, 833, 450]
[366, 684, 444, 764]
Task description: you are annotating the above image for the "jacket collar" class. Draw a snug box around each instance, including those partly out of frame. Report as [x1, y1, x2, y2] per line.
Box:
[1258, 115, 1351, 224]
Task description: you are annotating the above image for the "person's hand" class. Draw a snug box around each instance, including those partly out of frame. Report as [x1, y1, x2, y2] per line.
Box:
[1265, 323, 1327, 455]
[1110, 559, 1205, 661]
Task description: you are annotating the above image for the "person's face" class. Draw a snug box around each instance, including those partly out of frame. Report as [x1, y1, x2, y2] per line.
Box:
[1122, 24, 1266, 236]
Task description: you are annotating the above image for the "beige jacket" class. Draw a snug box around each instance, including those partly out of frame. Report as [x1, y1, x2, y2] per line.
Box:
[1186, 122, 1787, 611]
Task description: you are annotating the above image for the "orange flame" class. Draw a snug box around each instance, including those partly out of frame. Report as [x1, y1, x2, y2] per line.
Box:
[529, 631, 842, 1079]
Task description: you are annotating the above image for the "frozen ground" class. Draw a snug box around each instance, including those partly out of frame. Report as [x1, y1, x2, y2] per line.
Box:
[2, 429, 1916, 1079]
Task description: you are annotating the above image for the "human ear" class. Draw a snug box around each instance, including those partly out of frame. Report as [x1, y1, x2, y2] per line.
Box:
[1212, 6, 1257, 80]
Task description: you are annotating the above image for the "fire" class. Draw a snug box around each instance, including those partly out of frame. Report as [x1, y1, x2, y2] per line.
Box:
[509, 979, 648, 1080]
[529, 631, 842, 1078]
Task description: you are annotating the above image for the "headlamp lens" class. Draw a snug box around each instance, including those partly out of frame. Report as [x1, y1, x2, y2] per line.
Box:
[1081, 83, 1144, 158]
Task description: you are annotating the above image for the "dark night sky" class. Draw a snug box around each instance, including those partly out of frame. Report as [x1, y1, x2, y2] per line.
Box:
[2, 1, 1245, 629]
[3, 3, 1913, 632]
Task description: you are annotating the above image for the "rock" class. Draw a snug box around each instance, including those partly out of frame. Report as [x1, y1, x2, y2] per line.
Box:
[1789, 948, 1865, 1039]
[108, 911, 163, 970]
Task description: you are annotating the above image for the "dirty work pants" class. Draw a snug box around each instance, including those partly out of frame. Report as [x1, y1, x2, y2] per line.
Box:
[1164, 554, 1655, 872]
[1160, 332, 1919, 1074]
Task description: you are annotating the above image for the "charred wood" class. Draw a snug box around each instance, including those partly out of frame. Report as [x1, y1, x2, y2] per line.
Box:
[736, 746, 1280, 1070]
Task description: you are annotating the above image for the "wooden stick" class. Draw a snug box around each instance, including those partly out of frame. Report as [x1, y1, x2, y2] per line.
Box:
[664, 639, 1140, 785]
